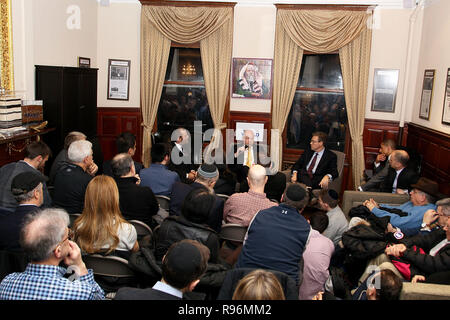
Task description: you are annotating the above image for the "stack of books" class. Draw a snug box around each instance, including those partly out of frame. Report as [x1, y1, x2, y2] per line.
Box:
[21, 100, 44, 127]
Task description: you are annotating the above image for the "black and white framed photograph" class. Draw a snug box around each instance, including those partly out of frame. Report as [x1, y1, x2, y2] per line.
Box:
[371, 68, 399, 113]
[419, 69, 435, 120]
[78, 57, 90, 68]
[107, 59, 131, 100]
[442, 68, 450, 125]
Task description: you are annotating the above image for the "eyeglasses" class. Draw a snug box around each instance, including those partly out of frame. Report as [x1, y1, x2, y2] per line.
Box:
[53, 228, 73, 252]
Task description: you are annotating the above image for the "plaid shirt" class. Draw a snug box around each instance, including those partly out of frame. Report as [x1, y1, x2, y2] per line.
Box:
[224, 190, 277, 227]
[0, 264, 104, 300]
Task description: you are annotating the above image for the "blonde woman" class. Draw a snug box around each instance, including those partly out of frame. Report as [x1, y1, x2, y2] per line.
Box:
[73, 175, 139, 258]
[232, 269, 285, 300]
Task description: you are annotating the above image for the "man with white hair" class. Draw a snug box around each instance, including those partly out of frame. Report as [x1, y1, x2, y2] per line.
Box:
[0, 208, 104, 300]
[224, 164, 277, 227]
[53, 139, 98, 214]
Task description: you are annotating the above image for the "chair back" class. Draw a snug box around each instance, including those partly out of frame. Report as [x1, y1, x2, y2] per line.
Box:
[155, 195, 170, 210]
[216, 193, 230, 202]
[83, 254, 136, 278]
[219, 224, 248, 243]
[329, 150, 345, 195]
[129, 220, 153, 240]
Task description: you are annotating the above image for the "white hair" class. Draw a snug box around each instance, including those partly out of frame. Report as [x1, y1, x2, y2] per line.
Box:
[68, 139, 93, 163]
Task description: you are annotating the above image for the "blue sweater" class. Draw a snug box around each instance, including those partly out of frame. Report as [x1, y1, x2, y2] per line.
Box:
[372, 201, 436, 231]
[236, 204, 311, 284]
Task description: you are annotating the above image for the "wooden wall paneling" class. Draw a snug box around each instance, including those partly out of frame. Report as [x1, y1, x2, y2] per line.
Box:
[406, 123, 450, 195]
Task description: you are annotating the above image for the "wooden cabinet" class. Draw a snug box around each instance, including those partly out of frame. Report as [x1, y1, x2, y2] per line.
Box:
[35, 65, 98, 172]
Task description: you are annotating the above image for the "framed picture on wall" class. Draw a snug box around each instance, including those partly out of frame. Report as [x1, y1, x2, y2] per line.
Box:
[231, 58, 273, 100]
[419, 69, 435, 120]
[371, 68, 399, 113]
[442, 68, 450, 125]
[78, 57, 90, 68]
[107, 59, 130, 101]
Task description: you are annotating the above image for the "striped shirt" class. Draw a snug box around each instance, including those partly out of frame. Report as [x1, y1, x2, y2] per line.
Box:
[0, 264, 104, 300]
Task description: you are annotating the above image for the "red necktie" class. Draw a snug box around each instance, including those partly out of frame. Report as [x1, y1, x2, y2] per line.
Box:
[307, 153, 318, 179]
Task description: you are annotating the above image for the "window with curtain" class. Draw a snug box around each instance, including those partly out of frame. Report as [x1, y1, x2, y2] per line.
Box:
[285, 53, 347, 152]
[155, 46, 214, 143]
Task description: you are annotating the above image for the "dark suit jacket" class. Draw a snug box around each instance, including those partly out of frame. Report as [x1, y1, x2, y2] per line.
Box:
[291, 148, 338, 189]
[167, 142, 199, 184]
[114, 286, 205, 300]
[103, 160, 144, 177]
[379, 167, 419, 193]
[169, 182, 224, 233]
[114, 176, 159, 228]
[0, 205, 40, 251]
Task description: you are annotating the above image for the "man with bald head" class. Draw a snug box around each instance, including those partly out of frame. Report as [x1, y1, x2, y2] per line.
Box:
[224, 164, 277, 227]
[379, 149, 419, 194]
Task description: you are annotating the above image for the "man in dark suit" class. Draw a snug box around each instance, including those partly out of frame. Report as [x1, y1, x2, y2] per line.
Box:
[168, 127, 199, 184]
[291, 131, 338, 190]
[0, 171, 44, 251]
[111, 153, 159, 228]
[114, 240, 209, 300]
[379, 149, 419, 194]
[169, 164, 224, 232]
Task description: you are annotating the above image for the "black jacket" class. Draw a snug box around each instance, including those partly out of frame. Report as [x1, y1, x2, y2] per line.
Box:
[291, 148, 338, 189]
[114, 176, 159, 228]
[400, 229, 450, 277]
[155, 215, 220, 263]
[379, 167, 419, 193]
[0, 205, 40, 251]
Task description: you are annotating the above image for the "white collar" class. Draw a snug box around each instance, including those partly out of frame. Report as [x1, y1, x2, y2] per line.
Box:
[152, 281, 183, 298]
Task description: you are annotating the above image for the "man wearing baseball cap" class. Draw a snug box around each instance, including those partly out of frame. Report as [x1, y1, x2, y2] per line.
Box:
[0, 171, 45, 251]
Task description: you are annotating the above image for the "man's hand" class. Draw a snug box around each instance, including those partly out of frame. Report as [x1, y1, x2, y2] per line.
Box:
[423, 209, 439, 226]
[363, 199, 376, 211]
[87, 162, 98, 176]
[64, 241, 88, 276]
[134, 174, 141, 185]
[187, 170, 197, 182]
[411, 275, 426, 283]
[385, 243, 407, 258]
[375, 153, 386, 164]
[235, 145, 246, 158]
[319, 175, 330, 189]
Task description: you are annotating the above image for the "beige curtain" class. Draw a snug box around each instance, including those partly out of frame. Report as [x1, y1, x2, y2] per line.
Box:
[272, 8, 372, 188]
[340, 27, 372, 188]
[140, 6, 233, 166]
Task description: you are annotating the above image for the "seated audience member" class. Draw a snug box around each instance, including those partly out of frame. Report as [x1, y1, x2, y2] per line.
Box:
[49, 131, 87, 185]
[114, 240, 209, 300]
[349, 269, 403, 301]
[383, 212, 450, 282]
[239, 154, 286, 203]
[53, 140, 98, 214]
[299, 212, 335, 300]
[103, 132, 144, 176]
[0, 141, 52, 211]
[170, 164, 224, 232]
[398, 197, 450, 236]
[363, 177, 438, 232]
[224, 164, 277, 227]
[155, 188, 220, 263]
[73, 175, 139, 259]
[318, 189, 349, 247]
[290, 131, 338, 190]
[232, 269, 286, 300]
[213, 163, 237, 197]
[140, 143, 180, 197]
[359, 139, 396, 192]
[0, 172, 44, 251]
[236, 183, 311, 285]
[0, 208, 104, 300]
[111, 153, 158, 228]
[378, 150, 419, 194]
